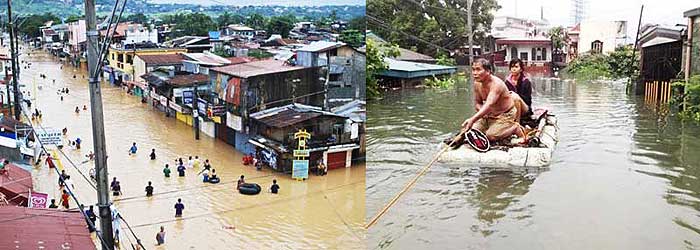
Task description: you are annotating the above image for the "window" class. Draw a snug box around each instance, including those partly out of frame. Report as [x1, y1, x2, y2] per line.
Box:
[591, 40, 603, 54]
[127, 55, 132, 64]
[111, 53, 115, 60]
[542, 48, 547, 61]
[532, 48, 536, 61]
[510, 47, 518, 60]
[520, 52, 528, 62]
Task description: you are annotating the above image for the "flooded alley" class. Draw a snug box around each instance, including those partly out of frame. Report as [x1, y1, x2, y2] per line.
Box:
[22, 49, 365, 249]
[367, 77, 700, 249]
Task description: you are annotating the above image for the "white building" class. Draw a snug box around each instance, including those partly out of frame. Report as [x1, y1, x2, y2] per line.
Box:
[222, 25, 255, 39]
[577, 20, 627, 54]
[123, 24, 158, 45]
[491, 16, 551, 39]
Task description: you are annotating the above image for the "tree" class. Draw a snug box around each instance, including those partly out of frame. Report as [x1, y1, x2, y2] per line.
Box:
[65, 14, 83, 23]
[548, 26, 566, 53]
[340, 30, 364, 48]
[125, 13, 149, 24]
[366, 39, 400, 98]
[265, 15, 296, 38]
[367, 0, 500, 57]
[217, 11, 245, 29]
[347, 16, 366, 31]
[16, 13, 60, 38]
[172, 13, 216, 37]
[245, 13, 266, 30]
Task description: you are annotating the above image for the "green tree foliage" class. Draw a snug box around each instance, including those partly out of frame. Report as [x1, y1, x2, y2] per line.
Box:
[436, 53, 456, 66]
[217, 11, 245, 29]
[672, 75, 700, 121]
[17, 13, 61, 38]
[340, 30, 364, 48]
[347, 16, 366, 31]
[366, 39, 400, 98]
[265, 15, 296, 38]
[548, 26, 565, 52]
[248, 49, 273, 59]
[65, 14, 83, 23]
[171, 13, 216, 37]
[367, 0, 500, 57]
[125, 13, 149, 24]
[245, 13, 266, 30]
[565, 45, 639, 81]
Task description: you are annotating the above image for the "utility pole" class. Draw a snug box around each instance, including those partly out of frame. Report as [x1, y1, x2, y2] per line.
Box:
[4, 66, 11, 117]
[467, 0, 474, 65]
[629, 5, 643, 94]
[193, 86, 199, 140]
[7, 0, 21, 120]
[84, 0, 115, 249]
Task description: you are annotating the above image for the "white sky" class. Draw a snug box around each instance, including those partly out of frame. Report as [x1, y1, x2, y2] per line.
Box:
[497, 0, 698, 40]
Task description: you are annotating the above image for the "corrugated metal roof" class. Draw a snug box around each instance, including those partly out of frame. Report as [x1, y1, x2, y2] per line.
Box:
[210, 59, 304, 78]
[297, 41, 347, 52]
[183, 52, 231, 65]
[250, 103, 345, 128]
[0, 207, 95, 250]
[136, 54, 184, 65]
[641, 37, 680, 48]
[0, 163, 32, 205]
[384, 58, 457, 72]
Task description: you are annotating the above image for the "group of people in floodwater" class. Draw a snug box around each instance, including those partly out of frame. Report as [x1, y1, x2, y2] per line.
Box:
[458, 58, 535, 145]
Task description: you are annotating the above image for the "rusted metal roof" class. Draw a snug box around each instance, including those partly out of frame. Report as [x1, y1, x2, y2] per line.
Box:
[0, 207, 95, 250]
[168, 74, 209, 86]
[250, 103, 345, 128]
[210, 59, 303, 78]
[136, 54, 184, 65]
[0, 162, 32, 206]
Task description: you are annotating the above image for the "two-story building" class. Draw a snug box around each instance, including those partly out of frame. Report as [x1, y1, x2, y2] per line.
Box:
[105, 43, 186, 84]
[208, 59, 324, 154]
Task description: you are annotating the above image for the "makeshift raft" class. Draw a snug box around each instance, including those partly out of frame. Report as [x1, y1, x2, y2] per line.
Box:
[439, 114, 558, 168]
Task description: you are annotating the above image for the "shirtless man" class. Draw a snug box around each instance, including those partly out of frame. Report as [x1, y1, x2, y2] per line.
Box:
[462, 58, 524, 142]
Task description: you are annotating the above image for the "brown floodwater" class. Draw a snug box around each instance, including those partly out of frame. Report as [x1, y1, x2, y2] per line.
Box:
[367, 77, 700, 249]
[21, 48, 365, 249]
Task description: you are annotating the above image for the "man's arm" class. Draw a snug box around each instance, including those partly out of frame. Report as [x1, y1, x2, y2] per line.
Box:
[463, 85, 503, 130]
[473, 82, 483, 111]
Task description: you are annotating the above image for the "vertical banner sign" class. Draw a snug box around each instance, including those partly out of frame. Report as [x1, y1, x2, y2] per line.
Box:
[29, 192, 48, 208]
[292, 129, 311, 180]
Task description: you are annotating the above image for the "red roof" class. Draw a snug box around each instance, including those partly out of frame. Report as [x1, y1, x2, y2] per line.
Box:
[0, 163, 32, 206]
[0, 207, 95, 250]
[100, 22, 132, 37]
[168, 73, 209, 86]
[136, 53, 184, 65]
[42, 29, 57, 36]
[226, 57, 254, 65]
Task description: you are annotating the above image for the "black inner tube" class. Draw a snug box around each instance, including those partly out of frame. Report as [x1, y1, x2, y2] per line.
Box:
[209, 177, 220, 184]
[239, 183, 261, 195]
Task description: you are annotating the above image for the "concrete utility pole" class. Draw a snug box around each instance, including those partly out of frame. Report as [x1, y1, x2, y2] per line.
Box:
[467, 0, 474, 65]
[7, 0, 21, 120]
[193, 86, 199, 140]
[84, 0, 115, 248]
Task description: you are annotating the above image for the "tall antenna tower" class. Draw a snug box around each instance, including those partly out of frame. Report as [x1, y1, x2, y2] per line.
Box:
[571, 0, 585, 25]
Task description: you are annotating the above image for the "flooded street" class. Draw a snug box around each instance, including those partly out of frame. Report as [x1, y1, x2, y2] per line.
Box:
[367, 77, 700, 249]
[22, 49, 365, 249]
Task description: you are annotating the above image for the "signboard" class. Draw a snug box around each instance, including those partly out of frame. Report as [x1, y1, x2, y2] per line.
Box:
[292, 129, 311, 180]
[150, 91, 159, 100]
[226, 112, 243, 131]
[209, 31, 221, 40]
[292, 160, 309, 179]
[183, 90, 194, 105]
[160, 96, 168, 106]
[293, 149, 309, 157]
[169, 101, 183, 113]
[29, 192, 48, 208]
[197, 98, 208, 116]
[211, 105, 226, 116]
[36, 128, 62, 146]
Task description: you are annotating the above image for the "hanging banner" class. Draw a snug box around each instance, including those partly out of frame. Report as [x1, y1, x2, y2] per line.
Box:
[36, 128, 62, 146]
[29, 192, 49, 208]
[226, 112, 242, 131]
[183, 90, 194, 105]
[197, 98, 208, 116]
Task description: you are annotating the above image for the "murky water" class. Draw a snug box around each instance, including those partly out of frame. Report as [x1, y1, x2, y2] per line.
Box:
[367, 76, 700, 249]
[22, 49, 365, 249]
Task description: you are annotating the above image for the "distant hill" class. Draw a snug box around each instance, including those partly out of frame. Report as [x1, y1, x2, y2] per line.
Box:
[0, 0, 365, 21]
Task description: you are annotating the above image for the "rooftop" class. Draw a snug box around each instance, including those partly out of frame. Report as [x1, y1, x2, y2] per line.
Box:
[0, 162, 32, 206]
[183, 52, 231, 66]
[297, 41, 347, 53]
[250, 103, 345, 128]
[210, 59, 304, 78]
[136, 53, 185, 65]
[0, 207, 95, 250]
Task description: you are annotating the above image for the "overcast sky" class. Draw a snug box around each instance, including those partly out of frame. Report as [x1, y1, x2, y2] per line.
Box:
[496, 0, 698, 40]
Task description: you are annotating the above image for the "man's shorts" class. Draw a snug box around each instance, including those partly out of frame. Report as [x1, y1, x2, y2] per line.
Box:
[473, 105, 518, 137]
